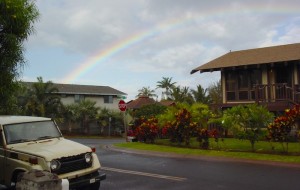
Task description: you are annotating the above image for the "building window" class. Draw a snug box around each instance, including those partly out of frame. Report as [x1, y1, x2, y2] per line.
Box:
[104, 96, 113, 104]
[250, 70, 262, 87]
[238, 70, 249, 89]
[226, 72, 236, 91]
[225, 69, 261, 101]
[225, 71, 236, 101]
[74, 94, 84, 103]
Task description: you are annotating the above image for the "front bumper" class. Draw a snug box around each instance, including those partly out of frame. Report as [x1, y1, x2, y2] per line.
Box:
[68, 170, 106, 189]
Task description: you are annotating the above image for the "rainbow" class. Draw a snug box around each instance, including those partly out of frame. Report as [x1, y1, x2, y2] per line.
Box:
[61, 3, 298, 84]
[61, 16, 185, 84]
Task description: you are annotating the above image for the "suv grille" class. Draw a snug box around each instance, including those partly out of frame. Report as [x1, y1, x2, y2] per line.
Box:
[53, 153, 92, 175]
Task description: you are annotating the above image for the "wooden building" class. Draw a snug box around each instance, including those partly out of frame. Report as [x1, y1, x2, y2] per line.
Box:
[191, 43, 300, 113]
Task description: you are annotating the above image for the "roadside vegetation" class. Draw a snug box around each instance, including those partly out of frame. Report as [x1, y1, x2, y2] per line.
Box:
[0, 0, 39, 114]
[115, 142, 300, 164]
[127, 94, 300, 161]
[1, 1, 299, 163]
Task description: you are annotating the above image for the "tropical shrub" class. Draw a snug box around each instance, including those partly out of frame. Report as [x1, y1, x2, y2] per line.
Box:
[160, 108, 197, 146]
[196, 128, 209, 149]
[134, 117, 159, 143]
[222, 104, 274, 151]
[159, 103, 213, 147]
[131, 103, 166, 119]
[268, 104, 300, 152]
[174, 108, 197, 145]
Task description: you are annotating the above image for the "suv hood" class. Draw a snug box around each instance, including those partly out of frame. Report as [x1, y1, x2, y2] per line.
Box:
[7, 138, 92, 161]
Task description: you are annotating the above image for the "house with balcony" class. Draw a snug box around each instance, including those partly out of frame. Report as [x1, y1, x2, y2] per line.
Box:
[191, 43, 300, 113]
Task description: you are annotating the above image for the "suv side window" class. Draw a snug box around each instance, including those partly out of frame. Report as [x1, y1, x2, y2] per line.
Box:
[0, 129, 3, 147]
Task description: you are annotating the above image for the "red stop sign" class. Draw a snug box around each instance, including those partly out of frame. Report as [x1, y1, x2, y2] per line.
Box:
[118, 100, 127, 111]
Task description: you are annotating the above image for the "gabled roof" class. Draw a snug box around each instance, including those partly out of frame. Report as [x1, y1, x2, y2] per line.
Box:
[24, 82, 127, 96]
[191, 43, 300, 74]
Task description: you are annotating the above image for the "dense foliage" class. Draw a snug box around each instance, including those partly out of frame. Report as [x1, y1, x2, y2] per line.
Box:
[132, 103, 215, 147]
[25, 77, 62, 117]
[130, 103, 166, 119]
[0, 0, 39, 114]
[268, 104, 300, 152]
[134, 117, 159, 143]
[222, 104, 274, 151]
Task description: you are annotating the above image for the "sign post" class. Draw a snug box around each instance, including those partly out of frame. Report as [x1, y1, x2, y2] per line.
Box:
[118, 100, 127, 141]
[118, 100, 127, 112]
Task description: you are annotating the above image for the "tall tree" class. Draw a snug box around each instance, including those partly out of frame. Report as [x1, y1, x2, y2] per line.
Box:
[0, 0, 39, 114]
[97, 108, 123, 135]
[190, 84, 210, 104]
[75, 100, 99, 134]
[207, 80, 222, 104]
[25, 77, 62, 117]
[63, 104, 79, 133]
[170, 86, 193, 104]
[136, 86, 157, 99]
[156, 77, 176, 100]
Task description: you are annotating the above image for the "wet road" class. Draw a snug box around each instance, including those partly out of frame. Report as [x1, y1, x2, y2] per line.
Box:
[71, 138, 300, 190]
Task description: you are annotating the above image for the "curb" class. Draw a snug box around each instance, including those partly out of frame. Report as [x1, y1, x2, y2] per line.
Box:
[104, 145, 300, 169]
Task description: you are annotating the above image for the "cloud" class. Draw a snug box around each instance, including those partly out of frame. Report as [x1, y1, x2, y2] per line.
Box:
[23, 0, 300, 100]
[30, 0, 300, 54]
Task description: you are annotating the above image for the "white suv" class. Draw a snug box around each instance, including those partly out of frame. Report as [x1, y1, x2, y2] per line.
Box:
[0, 116, 106, 189]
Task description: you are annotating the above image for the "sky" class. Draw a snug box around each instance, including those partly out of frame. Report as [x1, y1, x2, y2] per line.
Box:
[22, 0, 300, 101]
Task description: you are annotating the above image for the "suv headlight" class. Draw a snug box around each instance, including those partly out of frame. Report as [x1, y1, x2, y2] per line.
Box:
[50, 159, 61, 171]
[85, 153, 93, 164]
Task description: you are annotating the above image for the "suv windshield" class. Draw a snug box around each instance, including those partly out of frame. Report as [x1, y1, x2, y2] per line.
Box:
[4, 121, 62, 144]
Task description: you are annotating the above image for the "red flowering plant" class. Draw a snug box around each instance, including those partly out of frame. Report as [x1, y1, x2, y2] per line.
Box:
[134, 117, 159, 143]
[285, 104, 300, 123]
[173, 108, 198, 146]
[267, 104, 300, 153]
[158, 103, 213, 146]
[161, 121, 173, 139]
[160, 108, 197, 145]
[127, 130, 135, 137]
[209, 129, 223, 149]
[196, 128, 209, 149]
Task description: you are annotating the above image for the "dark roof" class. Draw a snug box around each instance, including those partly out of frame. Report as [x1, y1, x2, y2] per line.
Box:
[24, 82, 127, 96]
[127, 96, 156, 109]
[191, 43, 300, 74]
[159, 100, 176, 106]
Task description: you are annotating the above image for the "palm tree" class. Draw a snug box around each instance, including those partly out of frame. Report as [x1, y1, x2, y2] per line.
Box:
[190, 85, 210, 104]
[63, 104, 78, 133]
[136, 86, 157, 99]
[25, 77, 62, 117]
[156, 77, 176, 100]
[207, 80, 222, 104]
[170, 86, 193, 104]
[76, 100, 99, 134]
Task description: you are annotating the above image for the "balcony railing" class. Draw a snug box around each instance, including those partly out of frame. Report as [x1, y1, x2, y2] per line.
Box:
[254, 83, 300, 104]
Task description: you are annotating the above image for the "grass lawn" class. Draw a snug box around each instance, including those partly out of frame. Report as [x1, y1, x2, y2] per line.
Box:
[156, 138, 300, 154]
[115, 138, 300, 164]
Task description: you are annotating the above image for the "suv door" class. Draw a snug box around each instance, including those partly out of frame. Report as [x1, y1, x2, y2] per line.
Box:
[0, 127, 5, 184]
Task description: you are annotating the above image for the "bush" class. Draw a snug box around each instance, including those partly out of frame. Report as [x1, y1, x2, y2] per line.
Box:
[222, 104, 274, 151]
[134, 117, 159, 143]
[267, 104, 300, 152]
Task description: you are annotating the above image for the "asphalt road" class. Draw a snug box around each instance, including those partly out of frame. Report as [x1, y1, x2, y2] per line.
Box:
[71, 138, 300, 190]
[1, 138, 299, 190]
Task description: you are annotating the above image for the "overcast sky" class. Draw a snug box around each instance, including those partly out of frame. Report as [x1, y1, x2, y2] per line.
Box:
[23, 0, 300, 101]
